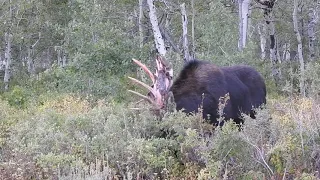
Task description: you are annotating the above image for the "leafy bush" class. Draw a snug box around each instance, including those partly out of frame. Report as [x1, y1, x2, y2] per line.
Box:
[2, 91, 320, 179]
[2, 85, 30, 109]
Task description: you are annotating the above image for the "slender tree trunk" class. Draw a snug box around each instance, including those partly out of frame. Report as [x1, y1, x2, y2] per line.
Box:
[257, 0, 281, 85]
[282, 42, 291, 62]
[293, 0, 305, 96]
[191, 0, 195, 59]
[241, 0, 250, 47]
[268, 14, 280, 85]
[4, 0, 13, 90]
[307, 5, 319, 61]
[147, 0, 166, 56]
[139, 0, 144, 48]
[247, 1, 252, 39]
[55, 46, 62, 66]
[180, 3, 190, 62]
[4, 32, 13, 90]
[238, 0, 250, 51]
[238, 0, 243, 51]
[258, 22, 267, 60]
[27, 47, 35, 74]
[62, 50, 67, 67]
[0, 54, 3, 71]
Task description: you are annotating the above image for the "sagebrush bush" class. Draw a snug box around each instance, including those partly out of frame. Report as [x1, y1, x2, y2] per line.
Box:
[2, 92, 320, 179]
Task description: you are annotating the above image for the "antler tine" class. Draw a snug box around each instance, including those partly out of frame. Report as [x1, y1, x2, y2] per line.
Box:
[132, 58, 155, 84]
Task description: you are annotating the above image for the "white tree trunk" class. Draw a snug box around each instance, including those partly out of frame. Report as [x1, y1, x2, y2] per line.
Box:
[238, 0, 243, 51]
[62, 50, 67, 67]
[180, 3, 190, 62]
[139, 0, 144, 48]
[27, 32, 40, 75]
[241, 0, 250, 47]
[258, 22, 267, 60]
[27, 47, 35, 74]
[0, 53, 4, 71]
[238, 0, 250, 50]
[147, 0, 166, 56]
[282, 42, 291, 62]
[4, 32, 13, 90]
[307, 5, 319, 61]
[55, 46, 62, 66]
[191, 0, 195, 59]
[293, 0, 305, 96]
[269, 19, 279, 82]
[247, 2, 253, 38]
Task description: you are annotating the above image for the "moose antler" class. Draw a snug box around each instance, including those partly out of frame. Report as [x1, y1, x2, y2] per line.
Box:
[128, 56, 173, 110]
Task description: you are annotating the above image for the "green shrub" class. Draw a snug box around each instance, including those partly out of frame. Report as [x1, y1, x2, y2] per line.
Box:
[3, 85, 30, 109]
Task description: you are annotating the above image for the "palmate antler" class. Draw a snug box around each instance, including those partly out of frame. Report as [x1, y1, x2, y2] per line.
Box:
[128, 55, 173, 110]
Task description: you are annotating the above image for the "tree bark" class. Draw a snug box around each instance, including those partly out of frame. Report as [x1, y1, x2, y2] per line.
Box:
[238, 0, 243, 51]
[191, 0, 195, 59]
[255, 0, 281, 85]
[247, 1, 253, 38]
[139, 0, 144, 48]
[147, 0, 166, 56]
[27, 47, 34, 74]
[282, 42, 291, 62]
[27, 32, 41, 75]
[238, 0, 250, 51]
[293, 0, 305, 96]
[0, 53, 4, 71]
[307, 4, 319, 61]
[180, 3, 190, 62]
[4, 32, 13, 90]
[258, 22, 267, 60]
[55, 46, 62, 67]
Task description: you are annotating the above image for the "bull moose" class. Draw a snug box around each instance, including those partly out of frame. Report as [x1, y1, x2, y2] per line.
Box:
[128, 56, 266, 126]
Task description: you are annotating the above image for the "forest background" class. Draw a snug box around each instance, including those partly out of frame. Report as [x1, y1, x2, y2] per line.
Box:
[0, 0, 320, 179]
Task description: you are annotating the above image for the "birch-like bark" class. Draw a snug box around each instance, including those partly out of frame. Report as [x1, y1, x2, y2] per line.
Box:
[27, 47, 34, 74]
[258, 22, 267, 60]
[191, 0, 195, 59]
[180, 3, 190, 62]
[241, 0, 250, 47]
[55, 46, 62, 67]
[293, 0, 305, 96]
[238, 0, 250, 51]
[307, 5, 319, 61]
[4, 0, 12, 90]
[27, 32, 41, 75]
[139, 0, 144, 48]
[256, 0, 280, 85]
[62, 50, 67, 67]
[282, 42, 291, 62]
[4, 32, 13, 90]
[267, 10, 279, 83]
[238, 0, 243, 51]
[147, 0, 166, 56]
[247, 2, 253, 38]
[0, 54, 3, 71]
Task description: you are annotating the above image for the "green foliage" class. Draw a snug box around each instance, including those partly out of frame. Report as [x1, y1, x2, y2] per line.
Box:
[1, 0, 320, 179]
[1, 90, 320, 179]
[3, 85, 30, 109]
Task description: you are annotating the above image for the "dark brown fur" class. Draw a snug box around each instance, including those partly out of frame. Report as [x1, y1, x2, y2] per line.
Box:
[170, 60, 266, 126]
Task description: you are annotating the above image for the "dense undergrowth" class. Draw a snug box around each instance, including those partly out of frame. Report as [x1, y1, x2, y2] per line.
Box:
[1, 57, 320, 179]
[1, 77, 320, 179]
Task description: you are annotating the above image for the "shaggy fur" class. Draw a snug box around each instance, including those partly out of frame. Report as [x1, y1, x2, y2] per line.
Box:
[170, 60, 266, 125]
